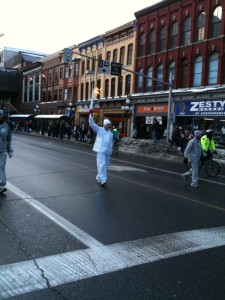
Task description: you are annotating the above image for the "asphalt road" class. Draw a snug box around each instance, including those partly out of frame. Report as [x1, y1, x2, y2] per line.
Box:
[0, 133, 225, 300]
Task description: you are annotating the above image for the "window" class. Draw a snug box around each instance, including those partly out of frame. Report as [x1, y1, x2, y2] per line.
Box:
[146, 66, 153, 92]
[180, 58, 188, 88]
[68, 64, 73, 77]
[106, 51, 111, 62]
[159, 25, 166, 52]
[105, 79, 109, 98]
[48, 88, 52, 101]
[92, 56, 96, 72]
[208, 53, 219, 85]
[156, 64, 163, 91]
[183, 16, 191, 45]
[117, 76, 123, 96]
[125, 75, 131, 95]
[120, 47, 125, 65]
[80, 83, 84, 100]
[137, 68, 143, 93]
[53, 89, 58, 101]
[74, 63, 79, 76]
[168, 61, 175, 88]
[195, 12, 206, 41]
[139, 33, 145, 56]
[170, 22, 178, 49]
[193, 56, 203, 86]
[85, 82, 89, 100]
[113, 49, 118, 62]
[127, 44, 133, 65]
[59, 67, 64, 79]
[81, 61, 85, 75]
[68, 87, 72, 100]
[54, 67, 58, 82]
[48, 69, 53, 84]
[86, 59, 90, 71]
[64, 88, 68, 101]
[59, 89, 63, 101]
[211, 6, 222, 38]
[148, 30, 155, 54]
[111, 78, 115, 97]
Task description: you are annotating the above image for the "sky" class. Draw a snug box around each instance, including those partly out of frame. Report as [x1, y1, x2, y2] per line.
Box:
[0, 0, 160, 55]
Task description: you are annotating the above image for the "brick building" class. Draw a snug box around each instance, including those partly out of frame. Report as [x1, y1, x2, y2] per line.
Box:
[133, 0, 225, 143]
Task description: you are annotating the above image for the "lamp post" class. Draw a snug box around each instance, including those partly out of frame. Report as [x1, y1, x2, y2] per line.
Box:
[33, 105, 41, 115]
[121, 98, 133, 137]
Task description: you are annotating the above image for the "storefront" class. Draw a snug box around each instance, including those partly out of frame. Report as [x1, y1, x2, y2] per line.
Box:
[175, 99, 225, 148]
[135, 103, 168, 139]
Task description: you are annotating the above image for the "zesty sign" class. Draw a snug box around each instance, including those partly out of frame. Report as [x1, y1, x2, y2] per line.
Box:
[176, 100, 225, 116]
[137, 104, 168, 115]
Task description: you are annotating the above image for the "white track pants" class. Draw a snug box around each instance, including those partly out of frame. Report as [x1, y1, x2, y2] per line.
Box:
[96, 152, 111, 184]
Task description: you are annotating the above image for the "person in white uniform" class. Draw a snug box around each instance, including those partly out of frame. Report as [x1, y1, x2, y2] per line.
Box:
[181, 130, 202, 188]
[89, 114, 117, 186]
[0, 109, 13, 192]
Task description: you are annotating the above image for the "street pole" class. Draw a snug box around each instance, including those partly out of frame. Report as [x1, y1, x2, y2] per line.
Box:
[166, 73, 172, 143]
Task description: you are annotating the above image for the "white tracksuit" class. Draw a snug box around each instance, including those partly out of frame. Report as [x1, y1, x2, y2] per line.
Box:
[89, 115, 114, 184]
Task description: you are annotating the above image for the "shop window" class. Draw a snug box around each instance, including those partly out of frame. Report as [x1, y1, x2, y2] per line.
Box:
[193, 56, 203, 87]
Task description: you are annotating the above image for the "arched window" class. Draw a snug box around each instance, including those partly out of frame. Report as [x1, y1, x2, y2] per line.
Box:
[120, 47, 125, 65]
[146, 66, 153, 92]
[170, 22, 178, 49]
[113, 49, 118, 62]
[137, 68, 143, 93]
[105, 79, 109, 98]
[139, 33, 145, 56]
[211, 6, 222, 38]
[180, 58, 188, 88]
[168, 61, 175, 89]
[193, 56, 203, 87]
[127, 44, 133, 65]
[159, 25, 166, 51]
[148, 29, 155, 54]
[208, 53, 219, 85]
[125, 75, 131, 95]
[182, 16, 191, 45]
[111, 78, 116, 97]
[156, 64, 163, 91]
[195, 11, 206, 41]
[117, 76, 123, 96]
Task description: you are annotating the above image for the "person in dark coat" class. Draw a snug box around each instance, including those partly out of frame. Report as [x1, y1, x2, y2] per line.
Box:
[152, 117, 160, 144]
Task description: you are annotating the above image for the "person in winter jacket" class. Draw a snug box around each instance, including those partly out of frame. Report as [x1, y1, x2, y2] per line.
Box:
[0, 109, 13, 192]
[201, 129, 217, 160]
[89, 114, 118, 186]
[181, 130, 202, 188]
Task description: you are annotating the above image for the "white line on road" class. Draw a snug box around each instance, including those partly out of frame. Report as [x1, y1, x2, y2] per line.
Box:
[1, 226, 225, 299]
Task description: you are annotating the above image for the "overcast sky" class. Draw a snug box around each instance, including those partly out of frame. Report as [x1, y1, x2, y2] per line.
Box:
[0, 0, 160, 54]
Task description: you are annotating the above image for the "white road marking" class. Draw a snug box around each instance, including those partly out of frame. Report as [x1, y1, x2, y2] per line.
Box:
[0, 226, 225, 299]
[108, 165, 147, 172]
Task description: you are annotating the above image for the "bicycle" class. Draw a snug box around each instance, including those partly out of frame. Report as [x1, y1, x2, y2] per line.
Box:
[112, 140, 119, 156]
[199, 151, 220, 177]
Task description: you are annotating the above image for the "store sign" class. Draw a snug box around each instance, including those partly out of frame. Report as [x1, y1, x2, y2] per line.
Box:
[176, 100, 225, 116]
[137, 104, 168, 114]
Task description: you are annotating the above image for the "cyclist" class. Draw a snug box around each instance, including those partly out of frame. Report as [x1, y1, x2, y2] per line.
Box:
[201, 129, 217, 164]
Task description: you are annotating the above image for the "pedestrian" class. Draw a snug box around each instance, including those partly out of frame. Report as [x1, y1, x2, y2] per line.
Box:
[201, 129, 217, 161]
[171, 124, 182, 147]
[0, 109, 14, 193]
[89, 113, 117, 186]
[181, 130, 202, 188]
[152, 117, 160, 144]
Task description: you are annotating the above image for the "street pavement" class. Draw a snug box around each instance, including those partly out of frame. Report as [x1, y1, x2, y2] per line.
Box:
[0, 132, 225, 300]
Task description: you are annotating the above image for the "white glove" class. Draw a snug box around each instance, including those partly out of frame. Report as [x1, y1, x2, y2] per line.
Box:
[8, 152, 13, 158]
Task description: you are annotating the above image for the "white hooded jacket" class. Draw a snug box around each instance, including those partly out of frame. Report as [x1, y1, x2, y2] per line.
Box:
[89, 115, 114, 155]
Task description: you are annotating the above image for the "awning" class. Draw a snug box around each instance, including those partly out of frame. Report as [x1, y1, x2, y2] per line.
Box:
[9, 114, 34, 118]
[21, 53, 45, 63]
[34, 115, 66, 119]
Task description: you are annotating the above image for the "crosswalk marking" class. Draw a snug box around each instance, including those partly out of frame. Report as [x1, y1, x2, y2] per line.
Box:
[1, 226, 225, 299]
